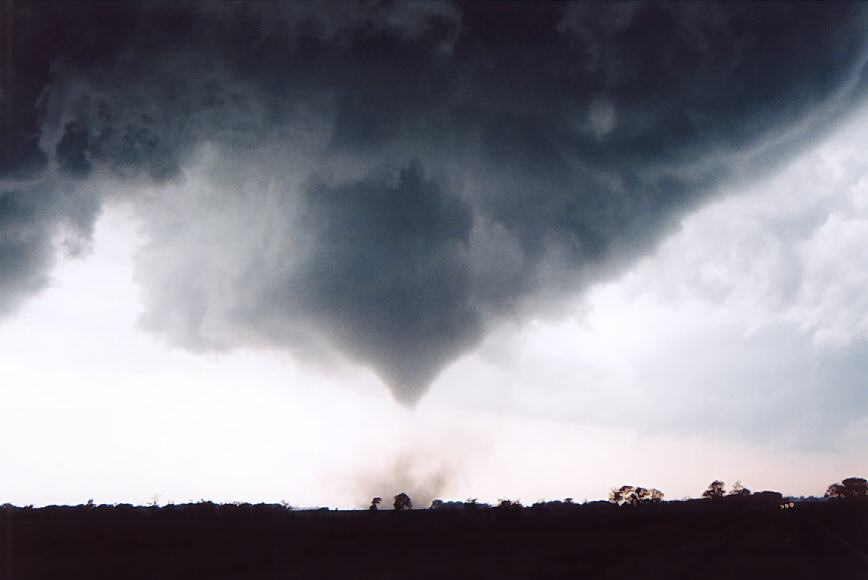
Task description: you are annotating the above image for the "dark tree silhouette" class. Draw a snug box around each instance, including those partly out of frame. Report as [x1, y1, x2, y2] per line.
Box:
[730, 481, 751, 496]
[629, 486, 665, 504]
[609, 485, 640, 506]
[368, 497, 382, 511]
[702, 480, 726, 499]
[825, 477, 868, 498]
[825, 483, 846, 498]
[393, 492, 412, 511]
[841, 477, 868, 496]
[496, 499, 523, 511]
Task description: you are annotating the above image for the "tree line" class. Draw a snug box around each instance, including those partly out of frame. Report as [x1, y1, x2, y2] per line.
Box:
[365, 476, 866, 511]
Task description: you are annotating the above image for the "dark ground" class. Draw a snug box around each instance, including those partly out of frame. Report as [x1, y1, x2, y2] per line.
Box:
[2, 497, 866, 579]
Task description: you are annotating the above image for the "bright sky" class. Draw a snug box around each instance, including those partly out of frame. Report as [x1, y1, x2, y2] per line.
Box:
[2, 104, 868, 510]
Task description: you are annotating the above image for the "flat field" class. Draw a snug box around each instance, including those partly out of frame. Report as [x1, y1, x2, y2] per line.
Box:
[1, 498, 866, 579]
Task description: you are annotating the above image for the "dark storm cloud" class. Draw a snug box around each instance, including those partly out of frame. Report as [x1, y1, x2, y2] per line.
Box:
[1, 1, 867, 401]
[296, 163, 477, 395]
[0, 182, 99, 315]
[0, 189, 51, 314]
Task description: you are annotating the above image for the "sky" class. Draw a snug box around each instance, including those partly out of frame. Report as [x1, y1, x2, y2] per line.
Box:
[1, 1, 867, 508]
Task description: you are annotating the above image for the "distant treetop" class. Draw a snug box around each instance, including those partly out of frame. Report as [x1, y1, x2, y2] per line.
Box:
[702, 481, 726, 499]
[730, 481, 752, 497]
[609, 485, 664, 506]
[393, 493, 412, 511]
[825, 477, 868, 499]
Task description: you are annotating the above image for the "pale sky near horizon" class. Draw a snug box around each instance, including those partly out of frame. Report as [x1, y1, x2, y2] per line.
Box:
[2, 100, 867, 509]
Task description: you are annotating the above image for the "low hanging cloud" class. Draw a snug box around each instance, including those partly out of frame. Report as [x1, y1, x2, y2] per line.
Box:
[2, 2, 867, 402]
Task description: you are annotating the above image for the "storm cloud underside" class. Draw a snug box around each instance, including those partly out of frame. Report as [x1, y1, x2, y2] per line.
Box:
[1, 2, 867, 402]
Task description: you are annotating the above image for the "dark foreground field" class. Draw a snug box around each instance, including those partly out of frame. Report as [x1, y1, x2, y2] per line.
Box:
[2, 498, 866, 579]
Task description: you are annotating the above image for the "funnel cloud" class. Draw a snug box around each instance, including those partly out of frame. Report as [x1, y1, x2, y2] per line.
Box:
[2, 2, 867, 402]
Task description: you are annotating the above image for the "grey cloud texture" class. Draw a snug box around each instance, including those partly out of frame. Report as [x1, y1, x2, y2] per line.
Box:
[2, 1, 867, 402]
[0, 179, 99, 314]
[487, 106, 868, 448]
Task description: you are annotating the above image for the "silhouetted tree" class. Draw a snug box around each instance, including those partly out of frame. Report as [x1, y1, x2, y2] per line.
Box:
[825, 477, 868, 498]
[825, 483, 845, 498]
[393, 492, 412, 510]
[609, 485, 640, 506]
[702, 480, 726, 499]
[841, 477, 868, 497]
[496, 499, 522, 510]
[649, 488, 665, 503]
[430, 500, 473, 511]
[753, 491, 784, 504]
[368, 497, 382, 511]
[730, 481, 751, 496]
